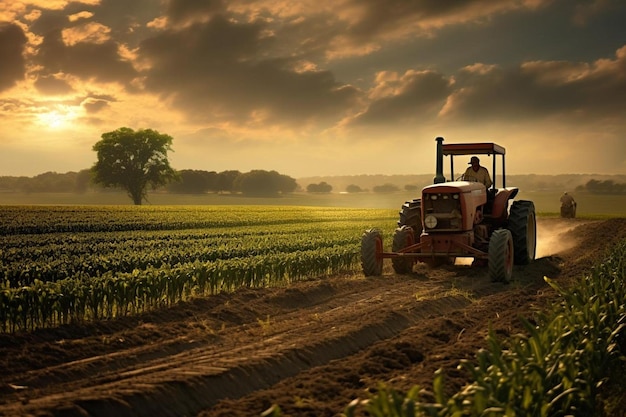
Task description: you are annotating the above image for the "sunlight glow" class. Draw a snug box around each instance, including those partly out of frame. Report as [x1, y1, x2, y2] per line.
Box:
[36, 107, 80, 129]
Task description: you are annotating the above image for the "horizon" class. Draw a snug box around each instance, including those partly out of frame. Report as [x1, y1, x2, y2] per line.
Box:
[3, 170, 626, 180]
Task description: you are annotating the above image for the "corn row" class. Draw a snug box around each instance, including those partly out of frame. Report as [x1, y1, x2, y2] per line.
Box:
[0, 246, 359, 332]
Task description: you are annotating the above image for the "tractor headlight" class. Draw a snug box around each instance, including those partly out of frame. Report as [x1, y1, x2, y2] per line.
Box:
[425, 215, 438, 229]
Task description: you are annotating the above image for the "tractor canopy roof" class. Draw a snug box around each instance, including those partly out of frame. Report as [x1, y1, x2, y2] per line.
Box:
[442, 143, 505, 156]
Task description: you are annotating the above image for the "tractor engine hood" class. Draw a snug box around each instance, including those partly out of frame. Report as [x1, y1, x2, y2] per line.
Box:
[421, 181, 487, 232]
[423, 181, 487, 196]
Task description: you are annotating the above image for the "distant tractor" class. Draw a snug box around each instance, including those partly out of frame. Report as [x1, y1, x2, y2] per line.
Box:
[361, 137, 537, 283]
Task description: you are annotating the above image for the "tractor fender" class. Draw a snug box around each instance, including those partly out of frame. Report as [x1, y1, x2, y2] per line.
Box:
[491, 187, 519, 220]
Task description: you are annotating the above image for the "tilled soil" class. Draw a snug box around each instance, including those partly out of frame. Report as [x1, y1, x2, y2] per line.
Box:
[1, 218, 625, 417]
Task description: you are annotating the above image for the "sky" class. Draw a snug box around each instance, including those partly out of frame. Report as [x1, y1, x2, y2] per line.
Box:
[1, 0, 625, 178]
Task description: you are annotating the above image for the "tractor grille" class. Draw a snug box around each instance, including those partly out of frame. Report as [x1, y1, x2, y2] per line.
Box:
[423, 193, 463, 231]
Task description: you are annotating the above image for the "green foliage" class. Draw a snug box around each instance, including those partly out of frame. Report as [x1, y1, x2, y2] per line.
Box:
[577, 179, 626, 195]
[307, 181, 333, 193]
[233, 170, 298, 196]
[347, 240, 626, 417]
[346, 184, 363, 193]
[167, 169, 218, 193]
[0, 205, 396, 332]
[92, 127, 178, 204]
[373, 183, 400, 193]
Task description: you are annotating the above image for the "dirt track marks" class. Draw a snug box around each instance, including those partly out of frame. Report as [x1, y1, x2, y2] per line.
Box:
[3, 266, 511, 417]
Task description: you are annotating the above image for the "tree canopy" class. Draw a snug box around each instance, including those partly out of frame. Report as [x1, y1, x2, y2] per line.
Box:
[91, 127, 177, 205]
[307, 182, 333, 193]
[233, 170, 297, 196]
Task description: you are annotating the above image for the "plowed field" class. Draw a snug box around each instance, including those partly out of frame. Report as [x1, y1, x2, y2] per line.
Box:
[2, 218, 625, 417]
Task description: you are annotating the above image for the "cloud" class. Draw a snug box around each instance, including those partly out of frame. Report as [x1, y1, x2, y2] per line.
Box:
[265, 0, 553, 59]
[81, 97, 109, 113]
[166, 0, 227, 25]
[34, 74, 74, 95]
[138, 14, 360, 129]
[35, 27, 137, 84]
[347, 70, 452, 126]
[68, 11, 94, 22]
[61, 21, 111, 45]
[0, 22, 28, 91]
[440, 44, 626, 124]
[572, 0, 616, 25]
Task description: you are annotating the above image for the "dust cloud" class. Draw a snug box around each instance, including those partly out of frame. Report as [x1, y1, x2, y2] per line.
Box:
[453, 218, 586, 265]
[535, 218, 586, 258]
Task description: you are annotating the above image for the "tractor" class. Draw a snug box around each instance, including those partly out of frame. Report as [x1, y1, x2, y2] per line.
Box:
[361, 137, 537, 283]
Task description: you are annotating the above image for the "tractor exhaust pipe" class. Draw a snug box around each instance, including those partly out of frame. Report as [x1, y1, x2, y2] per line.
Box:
[433, 136, 446, 184]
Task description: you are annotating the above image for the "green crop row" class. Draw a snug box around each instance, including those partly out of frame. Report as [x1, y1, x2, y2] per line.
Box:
[0, 205, 397, 332]
[340, 239, 626, 417]
[1, 223, 366, 287]
[0, 205, 393, 235]
[0, 245, 359, 333]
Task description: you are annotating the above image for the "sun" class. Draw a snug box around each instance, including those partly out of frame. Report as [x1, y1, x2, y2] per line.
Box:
[37, 107, 79, 129]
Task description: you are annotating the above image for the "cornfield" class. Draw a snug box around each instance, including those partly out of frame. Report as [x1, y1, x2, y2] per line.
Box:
[0, 205, 396, 332]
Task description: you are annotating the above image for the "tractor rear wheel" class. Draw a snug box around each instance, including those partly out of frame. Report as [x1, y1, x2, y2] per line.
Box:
[392, 225, 414, 274]
[398, 199, 422, 237]
[508, 200, 537, 264]
[488, 229, 514, 283]
[361, 228, 383, 276]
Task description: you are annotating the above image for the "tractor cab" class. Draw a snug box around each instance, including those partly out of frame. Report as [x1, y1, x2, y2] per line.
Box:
[435, 138, 518, 221]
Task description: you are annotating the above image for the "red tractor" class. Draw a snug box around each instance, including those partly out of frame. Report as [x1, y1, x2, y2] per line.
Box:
[361, 137, 536, 283]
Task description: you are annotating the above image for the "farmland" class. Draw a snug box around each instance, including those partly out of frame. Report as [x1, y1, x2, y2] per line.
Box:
[0, 205, 625, 416]
[0, 205, 395, 332]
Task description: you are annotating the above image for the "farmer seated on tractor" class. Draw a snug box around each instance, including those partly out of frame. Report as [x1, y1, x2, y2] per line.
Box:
[560, 192, 576, 208]
[463, 156, 493, 189]
[560, 192, 577, 218]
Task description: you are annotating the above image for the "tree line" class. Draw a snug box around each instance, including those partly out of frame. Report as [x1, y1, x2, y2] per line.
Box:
[0, 169, 298, 196]
[576, 179, 626, 194]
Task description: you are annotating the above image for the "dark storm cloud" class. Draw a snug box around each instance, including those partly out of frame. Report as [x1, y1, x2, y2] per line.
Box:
[139, 14, 359, 125]
[0, 23, 27, 92]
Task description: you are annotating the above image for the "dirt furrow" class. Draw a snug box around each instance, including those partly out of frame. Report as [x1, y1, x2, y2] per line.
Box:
[2, 270, 501, 416]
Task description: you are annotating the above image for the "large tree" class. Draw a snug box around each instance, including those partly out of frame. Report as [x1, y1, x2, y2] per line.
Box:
[92, 127, 178, 205]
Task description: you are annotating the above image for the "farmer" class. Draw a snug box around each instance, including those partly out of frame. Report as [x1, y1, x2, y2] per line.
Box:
[560, 192, 576, 207]
[560, 192, 577, 218]
[463, 156, 493, 188]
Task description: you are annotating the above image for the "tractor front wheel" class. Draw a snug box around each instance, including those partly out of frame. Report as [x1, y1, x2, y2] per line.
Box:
[392, 225, 414, 274]
[488, 229, 514, 283]
[361, 228, 384, 276]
